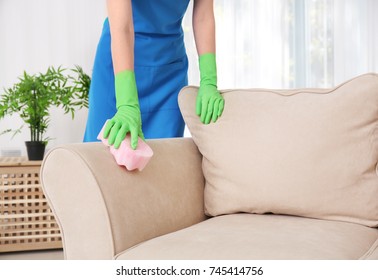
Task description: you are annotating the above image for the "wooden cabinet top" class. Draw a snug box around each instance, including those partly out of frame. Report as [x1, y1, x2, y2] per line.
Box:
[0, 157, 42, 167]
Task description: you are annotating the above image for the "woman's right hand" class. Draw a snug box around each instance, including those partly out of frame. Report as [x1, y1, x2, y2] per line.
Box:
[103, 104, 144, 150]
[104, 70, 143, 150]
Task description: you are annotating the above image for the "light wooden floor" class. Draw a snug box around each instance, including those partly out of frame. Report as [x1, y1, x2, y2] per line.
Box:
[0, 249, 64, 260]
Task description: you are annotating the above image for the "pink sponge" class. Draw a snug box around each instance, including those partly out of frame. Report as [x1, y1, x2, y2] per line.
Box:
[97, 123, 153, 171]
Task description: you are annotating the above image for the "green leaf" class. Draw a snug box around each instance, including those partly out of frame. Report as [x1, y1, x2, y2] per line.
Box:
[0, 65, 91, 143]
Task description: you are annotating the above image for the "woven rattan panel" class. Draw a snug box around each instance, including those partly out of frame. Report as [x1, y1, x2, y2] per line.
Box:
[0, 157, 62, 252]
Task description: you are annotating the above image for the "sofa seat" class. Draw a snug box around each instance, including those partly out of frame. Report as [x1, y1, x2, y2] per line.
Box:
[116, 213, 378, 260]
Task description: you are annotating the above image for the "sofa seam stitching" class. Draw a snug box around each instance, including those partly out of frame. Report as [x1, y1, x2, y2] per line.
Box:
[359, 237, 378, 260]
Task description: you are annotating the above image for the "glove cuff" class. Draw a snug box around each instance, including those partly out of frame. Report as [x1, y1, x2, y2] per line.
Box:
[199, 53, 217, 88]
[115, 70, 139, 109]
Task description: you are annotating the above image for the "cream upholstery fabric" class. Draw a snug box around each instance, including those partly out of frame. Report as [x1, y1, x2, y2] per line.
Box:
[179, 73, 378, 227]
[116, 214, 378, 260]
[41, 139, 206, 259]
[40, 74, 378, 260]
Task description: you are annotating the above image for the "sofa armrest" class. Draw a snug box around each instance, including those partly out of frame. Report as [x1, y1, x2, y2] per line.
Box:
[41, 138, 206, 259]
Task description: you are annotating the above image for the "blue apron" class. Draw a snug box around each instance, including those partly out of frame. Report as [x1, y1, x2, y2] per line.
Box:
[84, 0, 190, 142]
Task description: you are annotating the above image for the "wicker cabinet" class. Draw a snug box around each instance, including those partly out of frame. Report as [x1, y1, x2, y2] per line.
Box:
[0, 157, 62, 253]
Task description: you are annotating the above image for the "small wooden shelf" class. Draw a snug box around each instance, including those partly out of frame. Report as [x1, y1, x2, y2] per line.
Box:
[0, 157, 63, 253]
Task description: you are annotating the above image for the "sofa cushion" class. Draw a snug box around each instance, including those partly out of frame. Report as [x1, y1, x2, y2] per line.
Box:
[115, 214, 378, 260]
[178, 73, 378, 227]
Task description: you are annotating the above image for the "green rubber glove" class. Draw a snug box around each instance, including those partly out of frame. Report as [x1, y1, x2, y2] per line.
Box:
[196, 53, 225, 124]
[103, 70, 144, 150]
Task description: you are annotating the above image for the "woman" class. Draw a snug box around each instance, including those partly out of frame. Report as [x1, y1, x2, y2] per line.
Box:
[84, 0, 224, 149]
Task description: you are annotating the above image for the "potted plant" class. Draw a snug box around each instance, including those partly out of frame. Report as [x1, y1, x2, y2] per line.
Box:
[0, 65, 90, 160]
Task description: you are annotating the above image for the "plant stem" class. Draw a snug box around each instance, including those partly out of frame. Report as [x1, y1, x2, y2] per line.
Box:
[33, 86, 37, 141]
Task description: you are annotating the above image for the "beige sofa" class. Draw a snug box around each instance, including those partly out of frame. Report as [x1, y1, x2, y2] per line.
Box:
[41, 73, 378, 260]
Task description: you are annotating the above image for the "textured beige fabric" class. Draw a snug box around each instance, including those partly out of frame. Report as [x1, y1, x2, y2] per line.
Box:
[41, 146, 115, 259]
[179, 73, 378, 227]
[41, 138, 206, 259]
[360, 238, 378, 259]
[116, 214, 378, 260]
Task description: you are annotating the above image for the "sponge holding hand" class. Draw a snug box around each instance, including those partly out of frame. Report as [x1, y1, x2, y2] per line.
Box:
[97, 122, 153, 171]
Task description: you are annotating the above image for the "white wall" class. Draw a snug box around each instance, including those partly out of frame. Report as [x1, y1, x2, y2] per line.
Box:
[1, 0, 378, 155]
[0, 0, 106, 155]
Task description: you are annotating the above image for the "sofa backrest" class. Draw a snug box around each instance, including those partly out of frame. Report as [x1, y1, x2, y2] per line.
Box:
[178, 73, 378, 227]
